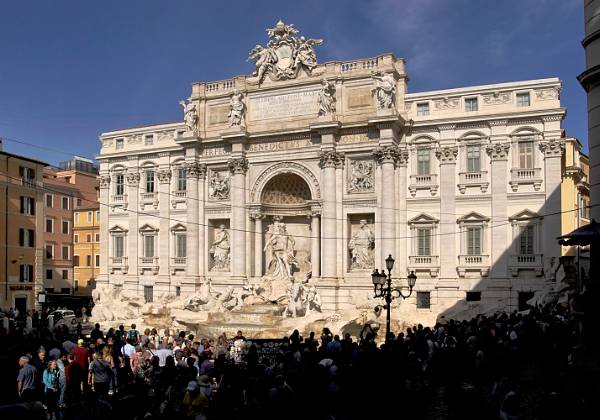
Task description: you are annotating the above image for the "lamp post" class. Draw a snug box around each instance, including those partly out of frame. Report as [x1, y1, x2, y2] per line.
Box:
[372, 254, 417, 342]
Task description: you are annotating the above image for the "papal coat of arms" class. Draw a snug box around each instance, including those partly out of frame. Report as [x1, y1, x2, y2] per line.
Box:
[248, 20, 323, 84]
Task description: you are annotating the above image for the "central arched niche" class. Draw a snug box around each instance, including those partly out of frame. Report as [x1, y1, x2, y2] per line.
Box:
[261, 173, 312, 205]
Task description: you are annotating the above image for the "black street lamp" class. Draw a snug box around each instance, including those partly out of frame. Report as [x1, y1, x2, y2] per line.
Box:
[371, 254, 417, 342]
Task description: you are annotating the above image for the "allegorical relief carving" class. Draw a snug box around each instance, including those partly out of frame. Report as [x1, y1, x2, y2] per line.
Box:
[228, 91, 246, 128]
[482, 91, 512, 105]
[210, 224, 230, 271]
[347, 160, 374, 193]
[535, 87, 560, 101]
[434, 97, 460, 110]
[208, 171, 230, 200]
[371, 71, 396, 109]
[348, 219, 375, 270]
[318, 78, 336, 116]
[127, 135, 142, 145]
[248, 20, 323, 84]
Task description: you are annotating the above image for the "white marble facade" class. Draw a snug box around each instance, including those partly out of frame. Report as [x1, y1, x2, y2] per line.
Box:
[97, 22, 566, 325]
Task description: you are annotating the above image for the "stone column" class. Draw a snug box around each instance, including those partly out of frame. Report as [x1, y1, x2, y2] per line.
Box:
[436, 146, 459, 281]
[374, 146, 398, 265]
[228, 157, 249, 280]
[395, 149, 409, 276]
[183, 161, 203, 283]
[310, 209, 321, 278]
[319, 150, 344, 280]
[157, 167, 172, 279]
[540, 139, 565, 263]
[97, 174, 111, 285]
[126, 169, 140, 281]
[486, 142, 511, 279]
[197, 166, 207, 282]
[252, 212, 263, 278]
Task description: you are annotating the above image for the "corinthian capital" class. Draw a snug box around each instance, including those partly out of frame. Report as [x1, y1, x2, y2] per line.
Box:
[98, 174, 111, 189]
[486, 142, 510, 161]
[539, 138, 564, 158]
[126, 171, 140, 185]
[373, 146, 399, 165]
[435, 146, 458, 164]
[185, 162, 207, 179]
[228, 157, 249, 175]
[396, 148, 409, 167]
[318, 150, 345, 169]
[157, 169, 172, 184]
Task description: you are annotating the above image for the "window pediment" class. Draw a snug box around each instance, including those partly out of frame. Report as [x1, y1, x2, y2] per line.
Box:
[170, 223, 187, 232]
[109, 225, 128, 233]
[139, 223, 158, 233]
[509, 209, 540, 223]
[408, 213, 439, 224]
[457, 212, 490, 224]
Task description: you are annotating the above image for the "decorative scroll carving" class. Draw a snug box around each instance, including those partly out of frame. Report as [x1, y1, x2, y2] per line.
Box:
[435, 146, 458, 164]
[228, 157, 249, 175]
[126, 171, 140, 185]
[157, 169, 172, 184]
[347, 160, 374, 193]
[208, 171, 230, 200]
[371, 71, 396, 109]
[539, 139, 564, 157]
[185, 162, 207, 179]
[318, 78, 336, 116]
[318, 150, 345, 169]
[251, 162, 321, 202]
[486, 142, 510, 160]
[99, 175, 111, 189]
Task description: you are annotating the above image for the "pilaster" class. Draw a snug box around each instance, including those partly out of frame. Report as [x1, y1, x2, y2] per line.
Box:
[98, 174, 111, 285]
[319, 150, 344, 280]
[486, 142, 510, 280]
[435, 146, 458, 282]
[228, 157, 249, 280]
[540, 139, 565, 265]
[126, 165, 140, 280]
[157, 166, 172, 279]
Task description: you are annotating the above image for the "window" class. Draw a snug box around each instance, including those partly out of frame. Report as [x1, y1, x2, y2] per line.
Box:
[19, 264, 34, 282]
[20, 167, 35, 186]
[467, 227, 482, 255]
[177, 168, 187, 191]
[518, 141, 534, 169]
[86, 234, 92, 243]
[74, 212, 79, 223]
[176, 286, 181, 297]
[417, 292, 431, 309]
[45, 218, 54, 233]
[175, 234, 187, 258]
[45, 244, 54, 259]
[19, 228, 35, 247]
[519, 225, 535, 255]
[74, 234, 79, 243]
[45, 269, 53, 280]
[417, 228, 431, 256]
[87, 212, 92, 222]
[95, 233, 100, 242]
[516, 92, 530, 107]
[60, 287, 70, 294]
[45, 194, 53, 208]
[62, 196, 69, 210]
[20, 196, 35, 215]
[86, 255, 92, 267]
[144, 286, 154, 303]
[74, 255, 80, 266]
[96, 211, 100, 220]
[76, 198, 82, 207]
[114, 236, 124, 257]
[145, 171, 155, 193]
[95, 254, 100, 267]
[62, 245, 70, 260]
[62, 220, 69, 235]
[62, 270, 68, 280]
[466, 291, 481, 302]
[416, 102, 430, 116]
[116, 138, 124, 150]
[143, 235, 155, 258]
[45, 288, 55, 294]
[518, 291, 535, 311]
[466, 145, 481, 172]
[144, 135, 154, 146]
[465, 97, 478, 112]
[417, 148, 430, 175]
[115, 174, 125, 196]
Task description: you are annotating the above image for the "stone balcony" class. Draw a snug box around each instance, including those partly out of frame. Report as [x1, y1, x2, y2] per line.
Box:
[139, 257, 159, 275]
[458, 171, 489, 193]
[110, 194, 128, 208]
[408, 255, 439, 277]
[457, 254, 490, 277]
[409, 174, 439, 197]
[140, 192, 158, 210]
[109, 256, 128, 274]
[170, 257, 187, 274]
[171, 190, 187, 209]
[509, 168, 542, 192]
[509, 254, 543, 276]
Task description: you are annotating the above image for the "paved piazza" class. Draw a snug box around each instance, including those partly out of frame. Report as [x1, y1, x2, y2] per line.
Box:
[94, 21, 565, 336]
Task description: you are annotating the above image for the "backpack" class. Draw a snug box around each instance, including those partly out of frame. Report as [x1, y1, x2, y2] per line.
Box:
[127, 329, 138, 341]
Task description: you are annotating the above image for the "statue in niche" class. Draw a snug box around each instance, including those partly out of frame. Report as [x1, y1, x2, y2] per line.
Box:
[179, 99, 198, 133]
[228, 91, 246, 128]
[208, 171, 230, 200]
[318, 78, 336, 116]
[348, 161, 374, 193]
[349, 219, 375, 270]
[371, 71, 396, 109]
[210, 225, 230, 271]
[264, 216, 298, 281]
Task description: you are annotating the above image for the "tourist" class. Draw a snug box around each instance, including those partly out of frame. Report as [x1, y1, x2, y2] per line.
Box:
[42, 360, 60, 419]
[182, 380, 209, 419]
[233, 330, 246, 341]
[127, 323, 140, 344]
[88, 351, 111, 398]
[70, 339, 89, 373]
[90, 323, 104, 344]
[16, 356, 37, 402]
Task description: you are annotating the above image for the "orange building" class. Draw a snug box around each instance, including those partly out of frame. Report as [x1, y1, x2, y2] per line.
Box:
[0, 142, 47, 312]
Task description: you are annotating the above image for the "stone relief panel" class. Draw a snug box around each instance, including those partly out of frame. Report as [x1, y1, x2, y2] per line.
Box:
[434, 97, 460, 110]
[346, 87, 372, 109]
[208, 170, 231, 200]
[348, 214, 375, 271]
[347, 160, 374, 193]
[209, 220, 231, 272]
[535, 87, 560, 100]
[482, 91, 512, 105]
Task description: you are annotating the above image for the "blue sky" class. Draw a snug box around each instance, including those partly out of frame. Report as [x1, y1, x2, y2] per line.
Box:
[0, 0, 585, 164]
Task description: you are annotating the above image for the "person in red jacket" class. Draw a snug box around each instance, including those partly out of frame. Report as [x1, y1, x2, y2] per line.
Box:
[70, 339, 89, 373]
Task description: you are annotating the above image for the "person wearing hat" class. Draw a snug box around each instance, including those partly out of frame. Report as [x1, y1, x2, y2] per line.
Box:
[182, 380, 209, 418]
[197, 375, 212, 400]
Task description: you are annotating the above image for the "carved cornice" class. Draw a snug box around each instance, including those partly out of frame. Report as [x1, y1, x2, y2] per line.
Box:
[318, 150, 345, 169]
[541, 115, 563, 123]
[489, 119, 508, 127]
[126, 171, 140, 185]
[539, 139, 565, 157]
[99, 175, 111, 189]
[228, 157, 249, 175]
[373, 146, 399, 165]
[157, 169, 172, 184]
[185, 162, 207, 179]
[437, 124, 456, 131]
[435, 146, 458, 164]
[486, 142, 510, 160]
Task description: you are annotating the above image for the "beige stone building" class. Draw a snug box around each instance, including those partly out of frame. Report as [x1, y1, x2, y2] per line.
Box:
[97, 22, 566, 325]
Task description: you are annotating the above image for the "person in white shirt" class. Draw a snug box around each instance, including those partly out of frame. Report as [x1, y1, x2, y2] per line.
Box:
[155, 343, 173, 367]
[121, 339, 136, 359]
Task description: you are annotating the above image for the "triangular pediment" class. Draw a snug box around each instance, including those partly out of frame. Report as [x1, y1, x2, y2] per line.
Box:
[139, 223, 158, 233]
[457, 212, 490, 223]
[408, 213, 439, 224]
[109, 225, 128, 233]
[170, 223, 187, 232]
[509, 209, 540, 222]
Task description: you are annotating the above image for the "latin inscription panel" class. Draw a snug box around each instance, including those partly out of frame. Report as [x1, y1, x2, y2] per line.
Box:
[249, 91, 319, 121]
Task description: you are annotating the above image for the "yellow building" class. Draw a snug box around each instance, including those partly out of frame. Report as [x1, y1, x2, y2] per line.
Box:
[561, 137, 590, 257]
[73, 206, 100, 297]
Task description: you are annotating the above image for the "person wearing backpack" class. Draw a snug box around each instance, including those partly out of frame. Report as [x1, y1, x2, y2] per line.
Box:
[127, 324, 139, 344]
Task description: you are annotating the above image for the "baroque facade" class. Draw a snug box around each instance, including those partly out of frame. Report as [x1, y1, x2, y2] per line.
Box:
[97, 22, 566, 327]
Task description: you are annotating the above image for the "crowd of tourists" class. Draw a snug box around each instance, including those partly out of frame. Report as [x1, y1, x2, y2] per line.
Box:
[0, 301, 595, 420]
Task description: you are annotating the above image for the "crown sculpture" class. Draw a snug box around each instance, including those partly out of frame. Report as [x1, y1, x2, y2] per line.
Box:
[248, 20, 323, 84]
